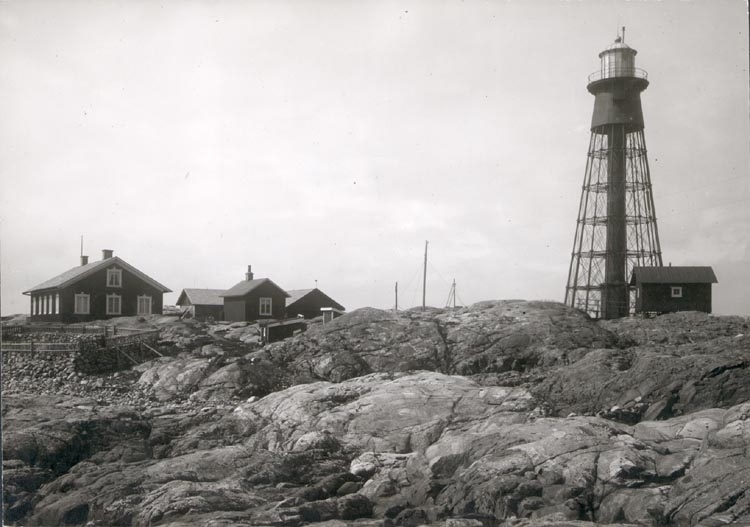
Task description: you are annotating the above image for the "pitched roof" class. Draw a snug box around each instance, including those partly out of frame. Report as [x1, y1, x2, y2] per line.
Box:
[177, 288, 225, 306]
[220, 278, 290, 298]
[23, 256, 171, 294]
[285, 289, 315, 307]
[630, 266, 718, 285]
[285, 288, 345, 311]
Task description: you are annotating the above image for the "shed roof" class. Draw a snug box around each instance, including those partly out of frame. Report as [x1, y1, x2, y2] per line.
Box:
[630, 266, 718, 285]
[220, 278, 290, 298]
[177, 288, 225, 306]
[24, 256, 171, 294]
[285, 289, 315, 307]
[285, 288, 346, 311]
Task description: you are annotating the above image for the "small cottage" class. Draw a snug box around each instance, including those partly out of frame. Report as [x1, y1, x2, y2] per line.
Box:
[220, 266, 288, 322]
[285, 288, 346, 319]
[23, 250, 171, 322]
[176, 289, 225, 321]
[630, 266, 718, 314]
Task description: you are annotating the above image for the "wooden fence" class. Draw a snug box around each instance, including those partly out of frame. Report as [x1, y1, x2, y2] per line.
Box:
[1, 325, 25, 338]
[1, 328, 161, 354]
[0, 342, 80, 353]
[103, 329, 160, 349]
[1, 324, 154, 338]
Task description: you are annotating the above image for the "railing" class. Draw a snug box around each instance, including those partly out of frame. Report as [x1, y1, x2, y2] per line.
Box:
[2, 324, 154, 337]
[1, 325, 25, 338]
[5, 324, 107, 335]
[1, 342, 80, 353]
[1, 327, 161, 353]
[104, 329, 160, 349]
[588, 68, 648, 83]
[109, 327, 156, 335]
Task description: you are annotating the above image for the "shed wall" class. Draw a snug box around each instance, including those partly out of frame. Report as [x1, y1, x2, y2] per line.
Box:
[637, 283, 712, 314]
[194, 304, 224, 321]
[224, 299, 246, 322]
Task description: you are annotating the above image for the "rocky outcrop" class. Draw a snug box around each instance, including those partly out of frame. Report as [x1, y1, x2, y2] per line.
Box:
[134, 300, 617, 403]
[260, 301, 618, 385]
[3, 301, 750, 527]
[136, 352, 285, 401]
[534, 316, 750, 422]
[6, 371, 750, 526]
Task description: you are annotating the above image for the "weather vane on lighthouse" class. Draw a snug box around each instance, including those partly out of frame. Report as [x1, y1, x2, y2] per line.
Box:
[565, 28, 663, 319]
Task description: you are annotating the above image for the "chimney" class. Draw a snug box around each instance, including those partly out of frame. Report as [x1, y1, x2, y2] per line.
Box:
[80, 255, 89, 266]
[102, 249, 114, 260]
[245, 265, 254, 281]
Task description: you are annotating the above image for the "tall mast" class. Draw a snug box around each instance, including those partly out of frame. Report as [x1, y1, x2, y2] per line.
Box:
[422, 240, 428, 311]
[446, 279, 457, 309]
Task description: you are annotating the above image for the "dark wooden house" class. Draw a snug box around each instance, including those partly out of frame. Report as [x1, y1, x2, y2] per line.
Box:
[285, 288, 346, 319]
[23, 250, 171, 322]
[176, 289, 225, 321]
[631, 266, 718, 314]
[220, 266, 288, 322]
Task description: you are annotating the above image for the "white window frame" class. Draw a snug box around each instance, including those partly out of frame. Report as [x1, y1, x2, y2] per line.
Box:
[106, 293, 122, 315]
[259, 297, 273, 316]
[107, 268, 122, 288]
[74, 293, 90, 315]
[137, 295, 152, 315]
[671, 286, 683, 298]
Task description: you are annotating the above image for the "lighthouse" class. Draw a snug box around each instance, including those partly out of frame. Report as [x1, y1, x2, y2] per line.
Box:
[565, 30, 663, 319]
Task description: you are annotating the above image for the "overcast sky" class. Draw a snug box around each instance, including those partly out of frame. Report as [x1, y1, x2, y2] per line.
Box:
[1, 0, 748, 316]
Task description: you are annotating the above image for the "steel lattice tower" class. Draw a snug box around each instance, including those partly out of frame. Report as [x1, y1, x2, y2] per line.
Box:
[565, 33, 662, 319]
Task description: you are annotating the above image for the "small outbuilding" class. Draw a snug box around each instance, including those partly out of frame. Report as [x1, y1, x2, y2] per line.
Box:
[176, 289, 225, 321]
[630, 266, 718, 314]
[285, 288, 346, 319]
[220, 266, 289, 322]
[320, 307, 345, 324]
[23, 250, 171, 322]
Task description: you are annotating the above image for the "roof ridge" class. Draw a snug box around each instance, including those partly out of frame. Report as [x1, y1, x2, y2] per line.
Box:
[24, 256, 171, 294]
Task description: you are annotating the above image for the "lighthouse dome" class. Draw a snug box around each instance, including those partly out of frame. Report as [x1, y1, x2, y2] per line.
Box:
[597, 37, 638, 79]
[602, 38, 636, 53]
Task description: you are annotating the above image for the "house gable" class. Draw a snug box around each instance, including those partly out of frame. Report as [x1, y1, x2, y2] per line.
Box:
[24, 256, 171, 295]
[285, 288, 346, 319]
[222, 279, 288, 322]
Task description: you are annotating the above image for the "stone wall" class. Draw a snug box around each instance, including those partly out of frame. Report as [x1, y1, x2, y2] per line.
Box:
[2, 348, 78, 392]
[2, 334, 163, 377]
